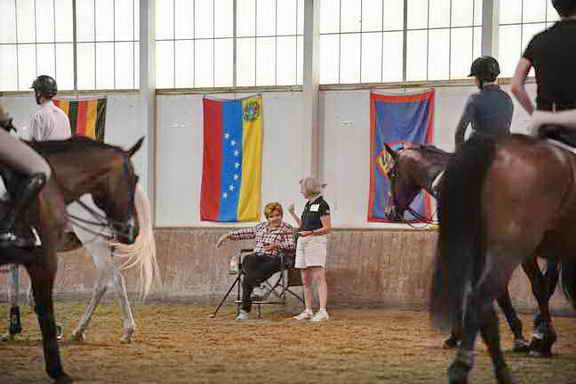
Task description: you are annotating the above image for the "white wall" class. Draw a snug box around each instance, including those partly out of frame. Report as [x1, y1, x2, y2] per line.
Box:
[0, 94, 148, 192]
[156, 92, 305, 227]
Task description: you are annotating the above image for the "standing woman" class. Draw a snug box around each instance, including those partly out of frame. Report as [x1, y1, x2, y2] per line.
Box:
[288, 177, 332, 322]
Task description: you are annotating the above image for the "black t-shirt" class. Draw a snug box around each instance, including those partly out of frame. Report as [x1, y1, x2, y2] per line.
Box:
[523, 20, 576, 110]
[300, 196, 330, 231]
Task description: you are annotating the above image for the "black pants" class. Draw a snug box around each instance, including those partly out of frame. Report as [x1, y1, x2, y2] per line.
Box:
[241, 253, 282, 312]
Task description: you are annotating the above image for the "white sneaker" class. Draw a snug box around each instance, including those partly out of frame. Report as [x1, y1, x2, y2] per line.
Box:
[293, 310, 313, 320]
[235, 310, 249, 321]
[310, 310, 330, 322]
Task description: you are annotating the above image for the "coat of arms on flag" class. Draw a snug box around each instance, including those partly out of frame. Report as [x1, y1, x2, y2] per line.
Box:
[54, 98, 107, 142]
[368, 90, 435, 222]
[200, 95, 263, 222]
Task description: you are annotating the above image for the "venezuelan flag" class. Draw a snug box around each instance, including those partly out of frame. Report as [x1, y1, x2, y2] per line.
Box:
[54, 98, 107, 142]
[201, 96, 263, 222]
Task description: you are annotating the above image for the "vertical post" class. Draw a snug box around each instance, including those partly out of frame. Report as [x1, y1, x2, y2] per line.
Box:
[140, 0, 156, 222]
[72, 0, 78, 90]
[302, 0, 320, 178]
[482, 0, 499, 57]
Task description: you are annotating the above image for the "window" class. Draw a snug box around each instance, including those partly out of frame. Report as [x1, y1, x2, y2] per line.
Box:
[319, 0, 482, 84]
[155, 0, 304, 89]
[0, 0, 139, 92]
[498, 0, 559, 77]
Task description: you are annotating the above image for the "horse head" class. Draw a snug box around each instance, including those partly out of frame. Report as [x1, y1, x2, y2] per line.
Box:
[90, 137, 144, 245]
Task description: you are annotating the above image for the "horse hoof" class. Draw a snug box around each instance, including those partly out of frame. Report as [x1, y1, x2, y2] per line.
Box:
[496, 366, 517, 384]
[56, 325, 64, 341]
[529, 349, 552, 358]
[448, 361, 470, 384]
[120, 335, 132, 344]
[443, 337, 459, 349]
[512, 339, 530, 353]
[54, 373, 74, 384]
[69, 332, 85, 344]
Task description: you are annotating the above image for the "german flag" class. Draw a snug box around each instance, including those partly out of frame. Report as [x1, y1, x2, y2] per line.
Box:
[53, 98, 107, 142]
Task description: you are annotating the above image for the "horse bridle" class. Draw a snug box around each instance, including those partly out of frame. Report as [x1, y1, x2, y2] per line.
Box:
[67, 156, 136, 241]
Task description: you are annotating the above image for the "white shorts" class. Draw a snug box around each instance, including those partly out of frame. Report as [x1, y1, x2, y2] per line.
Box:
[295, 235, 328, 269]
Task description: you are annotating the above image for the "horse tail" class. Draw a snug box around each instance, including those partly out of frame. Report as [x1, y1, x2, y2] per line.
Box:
[561, 259, 576, 310]
[111, 184, 162, 299]
[429, 137, 497, 330]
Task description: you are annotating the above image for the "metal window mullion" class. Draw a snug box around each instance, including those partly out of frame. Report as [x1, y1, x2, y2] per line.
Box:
[93, 0, 97, 89]
[520, 0, 524, 56]
[448, 0, 453, 80]
[15, 0, 20, 90]
[255, 0, 258, 86]
[295, 0, 298, 85]
[113, 0, 117, 89]
[53, 0, 57, 80]
[402, 0, 407, 82]
[213, 0, 216, 88]
[193, 0, 196, 88]
[34, 0, 38, 78]
[72, 0, 78, 90]
[274, 0, 277, 86]
[338, 0, 342, 84]
[426, 0, 429, 81]
[233, 0, 237, 87]
[173, 0, 176, 88]
[472, 0, 475, 61]
[359, 0, 363, 83]
[132, 0, 135, 88]
[381, 0, 384, 82]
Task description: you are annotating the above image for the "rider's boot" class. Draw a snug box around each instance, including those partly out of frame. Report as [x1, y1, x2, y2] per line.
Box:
[0, 173, 46, 247]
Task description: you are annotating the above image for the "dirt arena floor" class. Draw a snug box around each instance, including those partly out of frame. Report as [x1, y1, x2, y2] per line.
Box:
[0, 302, 575, 383]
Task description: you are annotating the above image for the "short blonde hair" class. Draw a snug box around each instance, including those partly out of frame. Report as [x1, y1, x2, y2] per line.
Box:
[264, 202, 283, 218]
[299, 177, 326, 198]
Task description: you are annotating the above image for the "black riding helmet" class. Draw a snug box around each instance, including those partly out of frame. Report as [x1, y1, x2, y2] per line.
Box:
[31, 75, 58, 99]
[553, 0, 576, 17]
[469, 56, 500, 83]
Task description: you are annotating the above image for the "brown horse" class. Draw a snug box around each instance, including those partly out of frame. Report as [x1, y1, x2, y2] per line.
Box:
[0, 136, 143, 383]
[383, 143, 563, 355]
[430, 134, 576, 384]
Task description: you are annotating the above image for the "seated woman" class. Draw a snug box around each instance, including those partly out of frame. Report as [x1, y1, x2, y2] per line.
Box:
[216, 202, 295, 320]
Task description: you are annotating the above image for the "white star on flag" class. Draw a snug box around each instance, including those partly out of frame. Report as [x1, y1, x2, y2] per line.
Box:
[229, 185, 235, 191]
[234, 150, 239, 156]
[234, 162, 240, 168]
[222, 192, 228, 198]
[224, 133, 230, 139]
[230, 140, 236, 146]
[233, 174, 239, 180]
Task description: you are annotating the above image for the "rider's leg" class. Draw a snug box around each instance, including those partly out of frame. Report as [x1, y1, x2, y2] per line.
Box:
[0, 129, 51, 244]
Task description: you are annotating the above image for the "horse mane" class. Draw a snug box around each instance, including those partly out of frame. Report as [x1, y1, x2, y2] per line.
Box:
[28, 136, 123, 156]
[411, 144, 450, 155]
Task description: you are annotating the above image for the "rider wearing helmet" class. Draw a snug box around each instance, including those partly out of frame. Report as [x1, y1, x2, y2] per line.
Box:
[512, 0, 576, 124]
[29, 75, 71, 141]
[454, 56, 514, 149]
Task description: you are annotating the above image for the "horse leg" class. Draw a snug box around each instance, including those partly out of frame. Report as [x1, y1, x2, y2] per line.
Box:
[444, 309, 463, 349]
[448, 257, 518, 384]
[111, 266, 136, 344]
[25, 259, 72, 383]
[70, 269, 110, 343]
[2, 264, 22, 342]
[521, 258, 557, 357]
[495, 288, 529, 352]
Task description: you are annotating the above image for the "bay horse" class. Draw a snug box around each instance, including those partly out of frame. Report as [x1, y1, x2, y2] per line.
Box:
[0, 136, 143, 383]
[381, 143, 559, 355]
[430, 134, 576, 384]
[3, 183, 159, 344]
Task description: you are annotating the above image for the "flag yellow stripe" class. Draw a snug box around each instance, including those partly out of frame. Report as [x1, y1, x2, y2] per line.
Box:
[85, 100, 98, 139]
[237, 96, 262, 222]
[57, 100, 70, 116]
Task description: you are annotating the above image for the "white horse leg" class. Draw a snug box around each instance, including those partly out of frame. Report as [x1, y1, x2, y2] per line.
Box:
[111, 266, 136, 344]
[70, 268, 110, 343]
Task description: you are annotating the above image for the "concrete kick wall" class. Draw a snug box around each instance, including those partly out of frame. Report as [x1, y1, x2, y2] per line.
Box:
[0, 228, 574, 314]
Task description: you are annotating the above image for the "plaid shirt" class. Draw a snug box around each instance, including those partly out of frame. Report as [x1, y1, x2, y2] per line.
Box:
[228, 222, 295, 257]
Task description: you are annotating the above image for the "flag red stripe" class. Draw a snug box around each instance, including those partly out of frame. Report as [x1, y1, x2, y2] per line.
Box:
[200, 99, 223, 221]
[76, 101, 88, 136]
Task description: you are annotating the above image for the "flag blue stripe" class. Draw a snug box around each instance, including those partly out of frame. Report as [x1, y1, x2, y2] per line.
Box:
[218, 100, 244, 222]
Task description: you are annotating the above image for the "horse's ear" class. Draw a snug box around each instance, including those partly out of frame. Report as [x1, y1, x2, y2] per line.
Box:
[127, 137, 145, 157]
[384, 143, 397, 161]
